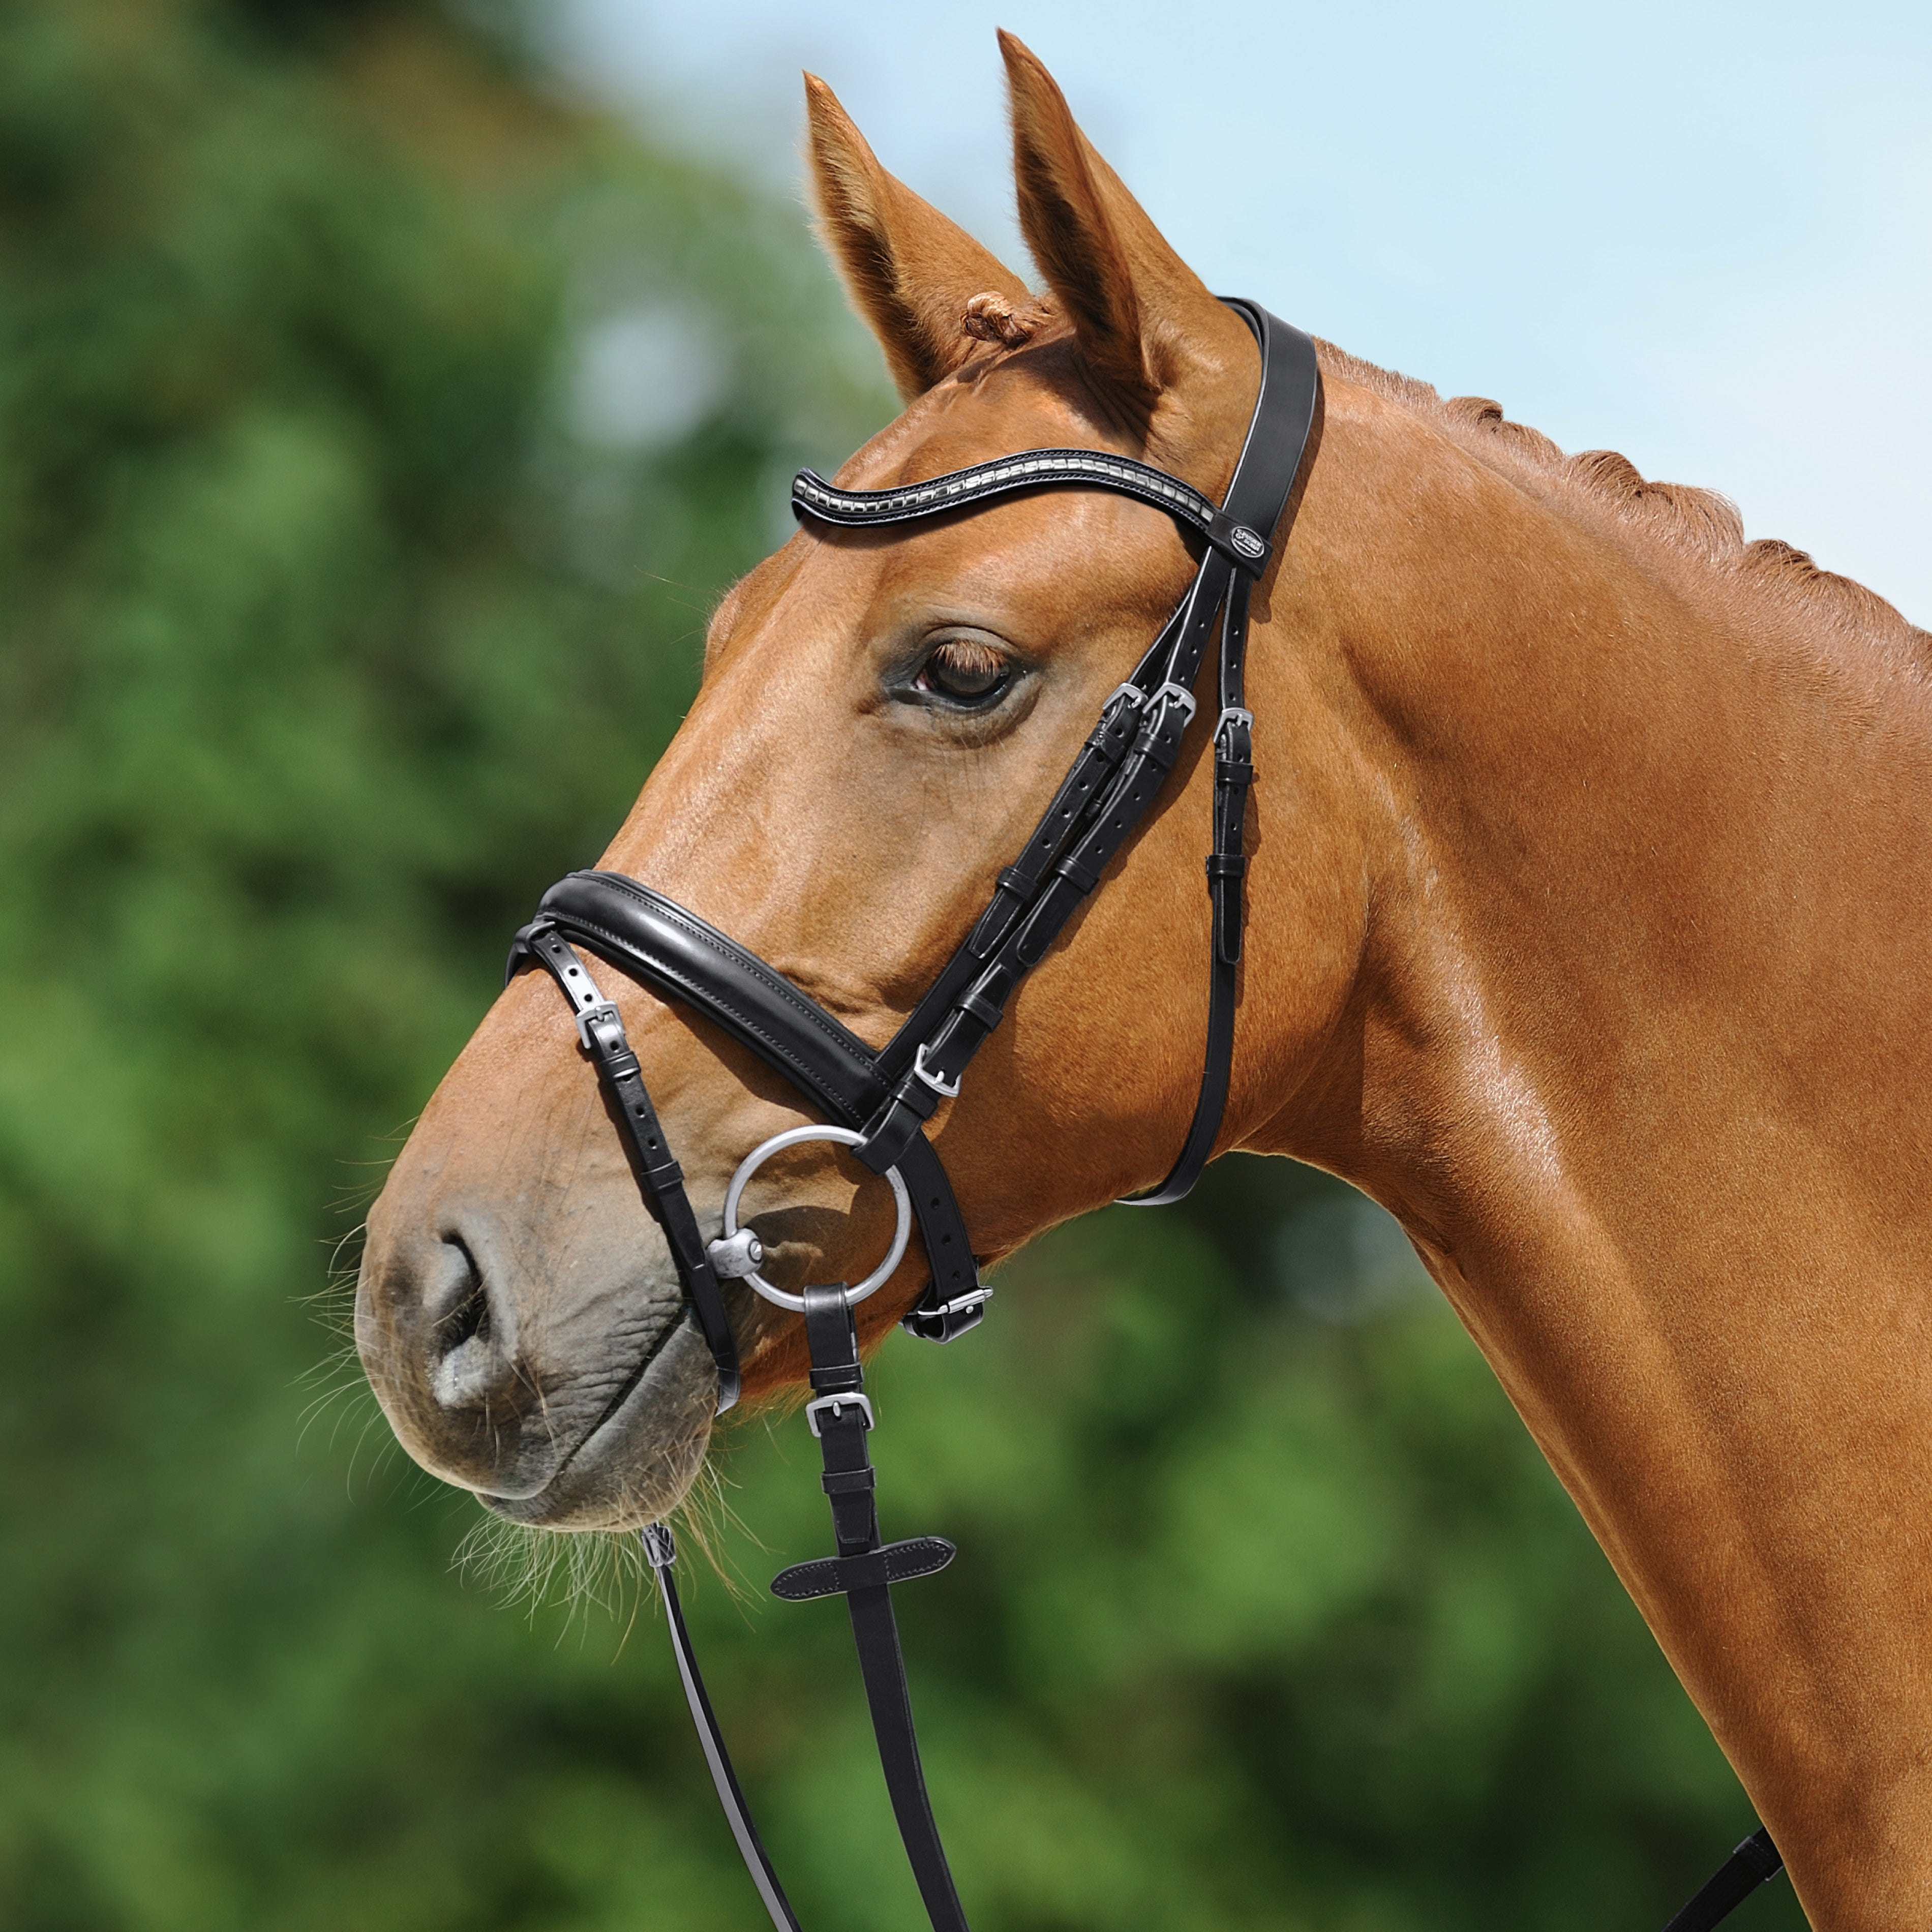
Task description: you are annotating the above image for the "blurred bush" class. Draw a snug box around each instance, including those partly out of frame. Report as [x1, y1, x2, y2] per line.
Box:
[0, 4, 1796, 1928]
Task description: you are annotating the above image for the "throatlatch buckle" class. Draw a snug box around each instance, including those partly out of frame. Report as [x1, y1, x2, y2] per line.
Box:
[573, 1000, 623, 1051]
[806, 1391, 875, 1437]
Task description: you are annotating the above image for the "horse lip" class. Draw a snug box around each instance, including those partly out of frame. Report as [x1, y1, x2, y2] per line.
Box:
[479, 1312, 704, 1526]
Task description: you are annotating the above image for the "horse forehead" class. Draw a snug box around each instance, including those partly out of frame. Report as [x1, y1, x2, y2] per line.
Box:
[835, 368, 1120, 494]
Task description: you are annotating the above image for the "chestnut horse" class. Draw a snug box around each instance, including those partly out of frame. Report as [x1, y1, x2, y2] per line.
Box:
[356, 34, 1932, 1930]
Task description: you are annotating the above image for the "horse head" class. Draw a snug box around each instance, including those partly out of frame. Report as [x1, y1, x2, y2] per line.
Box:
[355, 37, 1364, 1529]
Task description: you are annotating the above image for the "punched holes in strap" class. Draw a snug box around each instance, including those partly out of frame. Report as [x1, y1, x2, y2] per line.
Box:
[1209, 708, 1256, 969]
[513, 927, 743, 1412]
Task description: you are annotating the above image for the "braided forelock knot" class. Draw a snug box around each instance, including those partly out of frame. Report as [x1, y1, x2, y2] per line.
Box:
[962, 291, 1044, 345]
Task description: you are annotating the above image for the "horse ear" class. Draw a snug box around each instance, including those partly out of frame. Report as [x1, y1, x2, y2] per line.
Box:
[804, 74, 1035, 402]
[1000, 31, 1237, 420]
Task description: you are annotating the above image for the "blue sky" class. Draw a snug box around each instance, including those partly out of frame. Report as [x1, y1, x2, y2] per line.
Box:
[551, 1, 1931, 623]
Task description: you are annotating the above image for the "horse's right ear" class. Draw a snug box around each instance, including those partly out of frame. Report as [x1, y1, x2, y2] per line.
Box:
[805, 75, 1035, 402]
[1000, 33, 1243, 426]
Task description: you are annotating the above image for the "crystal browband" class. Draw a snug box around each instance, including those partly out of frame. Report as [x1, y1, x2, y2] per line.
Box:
[792, 447, 1272, 572]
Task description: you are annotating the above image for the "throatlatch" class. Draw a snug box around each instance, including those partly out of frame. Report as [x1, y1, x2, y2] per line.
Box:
[506, 297, 1783, 1932]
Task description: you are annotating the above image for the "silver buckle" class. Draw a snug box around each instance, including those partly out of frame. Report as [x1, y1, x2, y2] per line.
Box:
[1216, 705, 1253, 737]
[806, 1392, 875, 1437]
[1151, 680, 1199, 726]
[575, 1000, 623, 1051]
[913, 1042, 962, 1099]
[1104, 681, 1148, 714]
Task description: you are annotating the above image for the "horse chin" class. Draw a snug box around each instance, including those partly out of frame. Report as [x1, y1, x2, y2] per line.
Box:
[478, 1321, 717, 1531]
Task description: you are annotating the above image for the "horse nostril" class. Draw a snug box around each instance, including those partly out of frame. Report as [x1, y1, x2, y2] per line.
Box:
[429, 1235, 509, 1410]
[438, 1239, 491, 1349]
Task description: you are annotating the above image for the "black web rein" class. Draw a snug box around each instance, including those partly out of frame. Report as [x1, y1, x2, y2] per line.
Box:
[501, 299, 1784, 1932]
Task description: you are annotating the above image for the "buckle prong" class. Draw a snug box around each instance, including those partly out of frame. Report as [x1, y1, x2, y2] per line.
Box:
[575, 1000, 623, 1051]
[929, 1286, 993, 1320]
[1152, 680, 1199, 725]
[913, 1042, 962, 1100]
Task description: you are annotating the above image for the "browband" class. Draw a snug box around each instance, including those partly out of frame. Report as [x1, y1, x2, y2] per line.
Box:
[793, 447, 1274, 573]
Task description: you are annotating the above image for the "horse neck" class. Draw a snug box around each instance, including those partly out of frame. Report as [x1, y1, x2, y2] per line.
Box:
[1247, 379, 1932, 1928]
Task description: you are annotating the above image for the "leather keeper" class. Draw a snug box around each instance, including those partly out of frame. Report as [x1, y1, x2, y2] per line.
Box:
[959, 984, 1006, 1030]
[854, 1094, 929, 1175]
[1132, 719, 1186, 771]
[636, 1156, 687, 1194]
[821, 1466, 877, 1496]
[902, 1303, 986, 1344]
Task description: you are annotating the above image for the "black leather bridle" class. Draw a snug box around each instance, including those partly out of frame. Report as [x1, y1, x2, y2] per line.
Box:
[500, 300, 1783, 1932]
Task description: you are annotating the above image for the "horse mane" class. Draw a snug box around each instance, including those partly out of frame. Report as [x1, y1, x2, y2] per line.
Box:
[1314, 340, 1930, 660]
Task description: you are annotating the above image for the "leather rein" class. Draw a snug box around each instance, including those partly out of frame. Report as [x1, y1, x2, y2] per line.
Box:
[501, 300, 1784, 1932]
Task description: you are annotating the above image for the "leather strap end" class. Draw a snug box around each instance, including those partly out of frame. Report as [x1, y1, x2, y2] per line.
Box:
[503, 919, 555, 986]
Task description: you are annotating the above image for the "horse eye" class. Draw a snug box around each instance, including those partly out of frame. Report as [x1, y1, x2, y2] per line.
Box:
[916, 639, 1011, 705]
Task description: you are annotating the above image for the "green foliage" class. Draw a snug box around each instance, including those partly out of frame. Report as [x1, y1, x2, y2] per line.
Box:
[0, 5, 1798, 1928]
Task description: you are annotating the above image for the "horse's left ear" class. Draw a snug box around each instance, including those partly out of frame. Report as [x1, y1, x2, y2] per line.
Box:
[1000, 31, 1247, 420]
[805, 74, 1036, 401]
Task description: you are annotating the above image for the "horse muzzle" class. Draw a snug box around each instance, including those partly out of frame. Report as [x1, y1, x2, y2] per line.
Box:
[354, 1190, 716, 1528]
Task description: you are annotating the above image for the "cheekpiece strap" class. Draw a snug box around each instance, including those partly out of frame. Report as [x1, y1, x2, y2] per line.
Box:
[516, 924, 742, 1411]
[829, 302, 1321, 1205]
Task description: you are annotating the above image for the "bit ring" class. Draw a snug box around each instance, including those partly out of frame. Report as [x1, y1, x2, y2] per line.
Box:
[717, 1126, 912, 1313]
